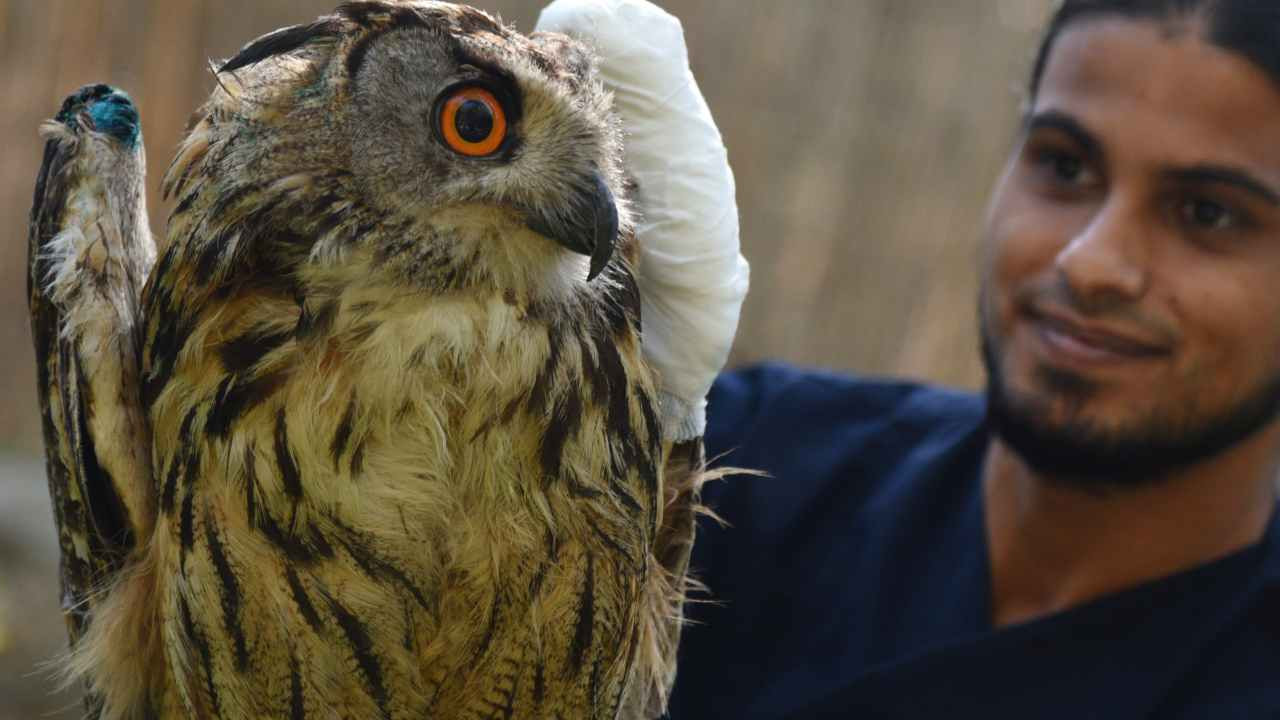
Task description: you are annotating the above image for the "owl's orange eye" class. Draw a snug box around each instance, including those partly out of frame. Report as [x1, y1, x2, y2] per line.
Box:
[438, 86, 507, 157]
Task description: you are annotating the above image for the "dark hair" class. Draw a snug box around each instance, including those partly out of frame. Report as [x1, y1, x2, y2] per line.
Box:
[1028, 0, 1280, 99]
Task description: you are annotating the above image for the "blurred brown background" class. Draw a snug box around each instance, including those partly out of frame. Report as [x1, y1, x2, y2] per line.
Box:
[0, 0, 1053, 716]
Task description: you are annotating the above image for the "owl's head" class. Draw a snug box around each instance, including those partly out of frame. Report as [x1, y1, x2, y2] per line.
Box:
[176, 1, 630, 297]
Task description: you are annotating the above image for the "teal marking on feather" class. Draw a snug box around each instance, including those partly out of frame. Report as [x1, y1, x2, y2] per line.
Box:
[55, 84, 141, 149]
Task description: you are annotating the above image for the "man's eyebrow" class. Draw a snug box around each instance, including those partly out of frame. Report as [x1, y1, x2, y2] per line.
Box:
[1023, 110, 1102, 160]
[1163, 165, 1280, 206]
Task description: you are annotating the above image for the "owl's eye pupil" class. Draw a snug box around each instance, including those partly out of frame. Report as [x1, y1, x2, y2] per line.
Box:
[455, 99, 495, 143]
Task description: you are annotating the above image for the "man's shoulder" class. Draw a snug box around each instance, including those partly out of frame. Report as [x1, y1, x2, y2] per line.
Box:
[699, 363, 989, 550]
[694, 363, 991, 609]
[673, 364, 992, 718]
[706, 362, 985, 473]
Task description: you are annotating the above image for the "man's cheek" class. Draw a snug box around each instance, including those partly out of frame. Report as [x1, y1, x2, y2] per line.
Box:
[995, 200, 1069, 278]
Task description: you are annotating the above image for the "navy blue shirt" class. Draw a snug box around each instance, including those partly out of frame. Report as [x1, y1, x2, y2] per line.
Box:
[668, 364, 1280, 719]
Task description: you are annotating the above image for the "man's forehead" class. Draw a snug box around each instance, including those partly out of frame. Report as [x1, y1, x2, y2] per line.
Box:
[1035, 17, 1280, 179]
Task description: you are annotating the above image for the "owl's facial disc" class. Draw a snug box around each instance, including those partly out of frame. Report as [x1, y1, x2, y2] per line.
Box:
[525, 173, 617, 282]
[342, 17, 624, 285]
[432, 84, 616, 281]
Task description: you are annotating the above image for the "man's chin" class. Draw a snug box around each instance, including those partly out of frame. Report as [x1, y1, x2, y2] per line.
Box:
[980, 326, 1280, 491]
[983, 368, 1280, 493]
[984, 386, 1162, 491]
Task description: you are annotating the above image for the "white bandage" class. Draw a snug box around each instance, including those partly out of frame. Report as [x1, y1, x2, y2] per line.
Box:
[537, 0, 750, 442]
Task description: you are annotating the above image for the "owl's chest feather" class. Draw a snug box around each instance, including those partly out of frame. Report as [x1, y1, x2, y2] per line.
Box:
[148, 240, 661, 717]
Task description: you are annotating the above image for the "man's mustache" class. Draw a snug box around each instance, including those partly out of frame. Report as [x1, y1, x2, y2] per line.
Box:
[1013, 278, 1180, 349]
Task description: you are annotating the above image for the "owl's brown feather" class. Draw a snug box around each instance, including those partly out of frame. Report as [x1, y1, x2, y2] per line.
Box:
[30, 3, 705, 719]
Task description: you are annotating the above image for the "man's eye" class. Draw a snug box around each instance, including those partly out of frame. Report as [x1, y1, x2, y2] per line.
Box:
[1030, 148, 1096, 188]
[1050, 154, 1083, 182]
[1178, 199, 1236, 231]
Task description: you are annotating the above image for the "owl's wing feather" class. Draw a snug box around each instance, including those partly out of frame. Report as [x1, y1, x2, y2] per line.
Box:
[618, 437, 706, 719]
[27, 88, 157, 652]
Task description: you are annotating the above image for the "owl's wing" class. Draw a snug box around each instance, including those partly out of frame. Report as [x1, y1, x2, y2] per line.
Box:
[656, 438, 705, 638]
[623, 437, 707, 719]
[27, 85, 157, 650]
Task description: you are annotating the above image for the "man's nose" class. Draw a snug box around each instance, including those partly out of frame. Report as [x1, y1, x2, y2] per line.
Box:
[1054, 198, 1149, 311]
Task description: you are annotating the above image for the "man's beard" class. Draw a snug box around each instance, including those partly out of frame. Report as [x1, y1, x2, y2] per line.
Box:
[980, 314, 1280, 492]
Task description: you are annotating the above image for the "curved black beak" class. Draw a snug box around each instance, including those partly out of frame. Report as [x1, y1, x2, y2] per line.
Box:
[527, 173, 618, 281]
[584, 175, 618, 281]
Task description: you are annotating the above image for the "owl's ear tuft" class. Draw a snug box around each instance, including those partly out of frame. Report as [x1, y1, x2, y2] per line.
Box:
[219, 18, 345, 74]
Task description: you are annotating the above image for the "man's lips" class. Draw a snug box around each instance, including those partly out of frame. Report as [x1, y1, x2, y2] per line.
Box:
[1030, 307, 1173, 363]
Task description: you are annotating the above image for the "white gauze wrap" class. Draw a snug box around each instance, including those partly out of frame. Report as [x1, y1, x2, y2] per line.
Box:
[536, 0, 750, 441]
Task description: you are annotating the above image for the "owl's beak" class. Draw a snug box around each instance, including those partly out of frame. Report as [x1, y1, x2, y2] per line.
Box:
[527, 173, 617, 281]
[583, 175, 618, 281]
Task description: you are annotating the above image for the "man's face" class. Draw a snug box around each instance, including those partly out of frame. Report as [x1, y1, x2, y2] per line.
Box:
[981, 17, 1280, 485]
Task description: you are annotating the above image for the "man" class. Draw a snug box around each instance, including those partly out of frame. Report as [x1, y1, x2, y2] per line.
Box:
[550, 0, 1280, 717]
[648, 1, 1279, 718]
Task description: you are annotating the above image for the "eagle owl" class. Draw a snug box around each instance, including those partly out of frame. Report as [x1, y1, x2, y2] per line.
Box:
[27, 2, 705, 718]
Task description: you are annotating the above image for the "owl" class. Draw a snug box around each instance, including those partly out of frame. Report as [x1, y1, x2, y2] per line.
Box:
[27, 2, 705, 719]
